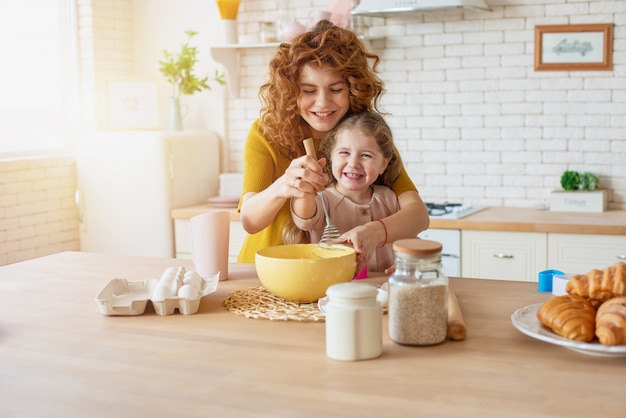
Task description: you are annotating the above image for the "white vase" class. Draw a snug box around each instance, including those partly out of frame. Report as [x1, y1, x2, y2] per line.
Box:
[167, 96, 183, 130]
[221, 19, 238, 44]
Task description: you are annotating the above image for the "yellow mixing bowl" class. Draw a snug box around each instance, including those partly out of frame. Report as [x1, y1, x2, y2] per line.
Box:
[255, 244, 357, 303]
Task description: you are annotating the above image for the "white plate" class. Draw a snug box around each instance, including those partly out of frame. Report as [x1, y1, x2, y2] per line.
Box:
[208, 196, 239, 208]
[511, 303, 626, 358]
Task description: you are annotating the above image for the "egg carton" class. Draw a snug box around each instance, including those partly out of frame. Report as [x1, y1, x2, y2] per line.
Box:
[95, 267, 219, 316]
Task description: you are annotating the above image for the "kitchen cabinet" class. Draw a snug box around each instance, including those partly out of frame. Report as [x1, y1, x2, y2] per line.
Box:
[174, 217, 246, 263]
[434, 207, 626, 281]
[547, 233, 626, 274]
[461, 231, 548, 282]
[459, 230, 626, 281]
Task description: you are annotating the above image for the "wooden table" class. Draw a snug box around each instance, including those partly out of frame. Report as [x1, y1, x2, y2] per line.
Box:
[1, 252, 624, 417]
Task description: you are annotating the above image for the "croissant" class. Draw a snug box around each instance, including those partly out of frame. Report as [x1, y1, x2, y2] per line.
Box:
[537, 295, 596, 342]
[595, 296, 626, 346]
[566, 261, 626, 303]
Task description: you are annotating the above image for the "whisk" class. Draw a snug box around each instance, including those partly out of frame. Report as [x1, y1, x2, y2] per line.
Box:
[319, 191, 341, 243]
[303, 138, 341, 244]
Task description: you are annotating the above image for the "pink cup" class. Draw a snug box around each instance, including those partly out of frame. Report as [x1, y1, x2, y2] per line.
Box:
[190, 212, 230, 281]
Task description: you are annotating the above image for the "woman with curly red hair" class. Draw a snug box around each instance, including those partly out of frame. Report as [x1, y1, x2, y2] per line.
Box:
[237, 20, 429, 270]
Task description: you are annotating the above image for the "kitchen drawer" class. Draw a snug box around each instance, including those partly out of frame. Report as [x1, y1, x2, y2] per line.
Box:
[461, 231, 547, 282]
[547, 233, 626, 274]
[174, 218, 246, 263]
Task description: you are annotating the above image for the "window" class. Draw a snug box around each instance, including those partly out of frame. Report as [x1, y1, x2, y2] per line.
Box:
[0, 0, 77, 156]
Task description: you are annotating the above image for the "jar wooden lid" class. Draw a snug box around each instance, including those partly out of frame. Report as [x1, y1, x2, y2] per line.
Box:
[392, 239, 442, 255]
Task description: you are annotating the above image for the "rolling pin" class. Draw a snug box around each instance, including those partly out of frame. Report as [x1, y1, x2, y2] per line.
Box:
[448, 290, 467, 341]
[302, 137, 326, 192]
[303, 138, 317, 159]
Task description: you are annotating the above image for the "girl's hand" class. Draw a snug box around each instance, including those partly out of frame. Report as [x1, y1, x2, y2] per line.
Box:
[339, 221, 386, 272]
[384, 264, 396, 275]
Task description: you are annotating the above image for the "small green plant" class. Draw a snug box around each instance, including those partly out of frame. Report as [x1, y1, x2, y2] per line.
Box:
[560, 170, 599, 191]
[158, 30, 225, 98]
[580, 172, 599, 191]
[560, 170, 580, 191]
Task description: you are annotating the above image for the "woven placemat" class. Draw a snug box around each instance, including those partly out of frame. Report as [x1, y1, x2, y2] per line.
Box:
[224, 286, 326, 322]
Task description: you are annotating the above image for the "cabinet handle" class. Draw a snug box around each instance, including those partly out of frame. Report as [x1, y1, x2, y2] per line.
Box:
[618, 255, 626, 260]
[493, 253, 514, 259]
[442, 254, 459, 259]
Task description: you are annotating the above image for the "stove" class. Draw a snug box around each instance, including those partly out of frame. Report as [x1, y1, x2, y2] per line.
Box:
[425, 202, 488, 219]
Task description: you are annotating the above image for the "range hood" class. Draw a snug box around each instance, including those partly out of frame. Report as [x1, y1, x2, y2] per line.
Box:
[352, 0, 491, 16]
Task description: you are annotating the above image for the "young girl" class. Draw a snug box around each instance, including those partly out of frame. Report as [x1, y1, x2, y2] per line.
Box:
[290, 112, 402, 272]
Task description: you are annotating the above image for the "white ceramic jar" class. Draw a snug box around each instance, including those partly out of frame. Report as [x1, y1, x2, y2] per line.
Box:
[325, 282, 383, 361]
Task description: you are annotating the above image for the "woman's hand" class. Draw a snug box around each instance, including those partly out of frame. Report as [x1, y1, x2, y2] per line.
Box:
[240, 155, 327, 234]
[282, 155, 327, 199]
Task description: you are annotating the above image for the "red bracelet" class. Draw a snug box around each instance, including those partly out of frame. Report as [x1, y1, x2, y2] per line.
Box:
[376, 219, 387, 248]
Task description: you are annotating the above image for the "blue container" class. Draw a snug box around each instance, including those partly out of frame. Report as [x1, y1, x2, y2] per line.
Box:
[538, 269, 564, 292]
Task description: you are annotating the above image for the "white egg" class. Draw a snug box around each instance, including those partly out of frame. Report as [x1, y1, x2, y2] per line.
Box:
[184, 270, 202, 280]
[171, 276, 184, 294]
[160, 267, 177, 280]
[152, 283, 175, 301]
[158, 275, 174, 289]
[183, 273, 203, 290]
[178, 284, 200, 300]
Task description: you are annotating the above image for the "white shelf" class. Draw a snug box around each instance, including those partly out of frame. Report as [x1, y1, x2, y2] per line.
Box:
[210, 43, 280, 97]
[213, 42, 281, 49]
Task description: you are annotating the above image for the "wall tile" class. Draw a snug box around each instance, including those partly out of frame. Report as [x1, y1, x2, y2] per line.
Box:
[234, 0, 626, 208]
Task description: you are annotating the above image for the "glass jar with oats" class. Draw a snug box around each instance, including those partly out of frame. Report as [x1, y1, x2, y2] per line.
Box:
[388, 239, 448, 346]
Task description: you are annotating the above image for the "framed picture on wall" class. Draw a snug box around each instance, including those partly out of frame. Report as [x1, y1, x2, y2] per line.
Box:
[104, 78, 160, 130]
[534, 23, 613, 71]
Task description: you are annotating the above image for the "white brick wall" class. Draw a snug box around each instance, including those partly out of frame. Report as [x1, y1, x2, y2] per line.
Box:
[0, 0, 133, 266]
[230, 0, 626, 209]
[77, 0, 133, 131]
[0, 157, 79, 265]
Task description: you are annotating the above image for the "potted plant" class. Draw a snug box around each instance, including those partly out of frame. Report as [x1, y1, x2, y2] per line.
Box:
[550, 170, 607, 212]
[158, 30, 226, 130]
